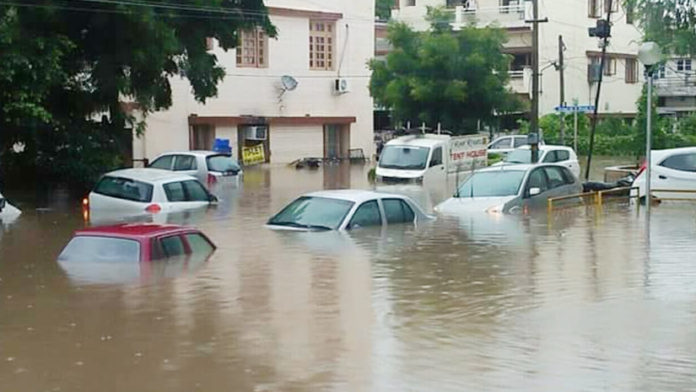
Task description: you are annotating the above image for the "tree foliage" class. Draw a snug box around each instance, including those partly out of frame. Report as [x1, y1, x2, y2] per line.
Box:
[625, 0, 696, 55]
[369, 12, 519, 133]
[376, 0, 392, 21]
[0, 0, 274, 186]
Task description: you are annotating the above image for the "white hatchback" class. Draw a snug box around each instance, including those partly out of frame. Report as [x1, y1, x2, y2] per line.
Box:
[88, 168, 217, 216]
[497, 145, 581, 179]
[633, 147, 696, 201]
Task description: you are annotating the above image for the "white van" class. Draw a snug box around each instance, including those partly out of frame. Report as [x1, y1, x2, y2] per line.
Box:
[375, 134, 488, 184]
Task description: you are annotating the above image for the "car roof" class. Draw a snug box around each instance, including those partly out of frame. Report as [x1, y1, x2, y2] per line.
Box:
[652, 146, 696, 160]
[385, 135, 449, 148]
[102, 168, 196, 183]
[74, 223, 196, 239]
[477, 163, 537, 173]
[155, 151, 230, 158]
[303, 189, 409, 203]
[513, 144, 574, 152]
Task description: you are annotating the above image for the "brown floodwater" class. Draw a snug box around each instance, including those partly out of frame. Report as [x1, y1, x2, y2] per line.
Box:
[2, 162, 696, 391]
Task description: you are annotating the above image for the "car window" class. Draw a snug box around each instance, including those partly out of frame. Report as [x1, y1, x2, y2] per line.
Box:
[174, 155, 197, 171]
[382, 199, 415, 224]
[183, 180, 210, 201]
[527, 168, 548, 193]
[430, 147, 443, 167]
[489, 137, 510, 150]
[513, 136, 528, 148]
[58, 236, 140, 262]
[660, 153, 696, 172]
[457, 170, 526, 197]
[163, 181, 186, 202]
[542, 150, 557, 163]
[94, 176, 154, 203]
[160, 235, 186, 257]
[268, 196, 354, 230]
[556, 150, 570, 161]
[560, 167, 576, 184]
[150, 155, 173, 170]
[185, 233, 215, 254]
[348, 200, 382, 229]
[206, 155, 241, 173]
[544, 166, 566, 189]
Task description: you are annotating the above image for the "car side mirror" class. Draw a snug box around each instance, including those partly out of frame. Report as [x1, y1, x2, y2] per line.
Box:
[209, 194, 218, 203]
[528, 187, 541, 197]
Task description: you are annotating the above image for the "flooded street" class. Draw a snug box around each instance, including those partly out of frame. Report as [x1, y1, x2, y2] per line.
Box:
[2, 163, 696, 391]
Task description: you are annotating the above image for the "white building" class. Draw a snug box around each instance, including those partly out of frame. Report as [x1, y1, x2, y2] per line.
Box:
[392, 0, 643, 119]
[654, 57, 696, 116]
[134, 0, 375, 165]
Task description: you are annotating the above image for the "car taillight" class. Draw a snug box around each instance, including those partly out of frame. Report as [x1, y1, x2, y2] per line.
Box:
[82, 197, 89, 207]
[145, 204, 162, 213]
[637, 160, 647, 176]
[207, 173, 217, 185]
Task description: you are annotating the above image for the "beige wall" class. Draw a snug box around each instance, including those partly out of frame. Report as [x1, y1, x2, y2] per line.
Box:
[269, 125, 324, 163]
[135, 0, 375, 164]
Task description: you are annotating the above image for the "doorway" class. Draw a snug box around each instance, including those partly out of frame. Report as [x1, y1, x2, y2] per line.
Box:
[324, 124, 350, 160]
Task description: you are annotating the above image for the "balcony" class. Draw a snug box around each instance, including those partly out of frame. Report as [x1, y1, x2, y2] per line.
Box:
[654, 76, 696, 97]
[508, 67, 531, 95]
[450, 2, 527, 30]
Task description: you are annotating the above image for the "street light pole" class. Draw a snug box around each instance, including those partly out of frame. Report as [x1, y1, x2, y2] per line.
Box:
[638, 41, 662, 215]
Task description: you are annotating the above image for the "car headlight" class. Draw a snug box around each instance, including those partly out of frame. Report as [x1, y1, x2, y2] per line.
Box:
[485, 204, 505, 215]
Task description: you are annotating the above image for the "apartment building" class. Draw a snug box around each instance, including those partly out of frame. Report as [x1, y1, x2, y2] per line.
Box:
[134, 0, 375, 165]
[392, 0, 643, 118]
[654, 57, 696, 116]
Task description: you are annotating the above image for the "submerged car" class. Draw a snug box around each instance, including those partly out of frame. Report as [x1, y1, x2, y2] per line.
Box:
[148, 151, 242, 187]
[497, 145, 581, 179]
[87, 168, 218, 216]
[267, 190, 433, 231]
[435, 164, 582, 215]
[57, 224, 216, 263]
[0, 191, 21, 222]
[632, 147, 696, 201]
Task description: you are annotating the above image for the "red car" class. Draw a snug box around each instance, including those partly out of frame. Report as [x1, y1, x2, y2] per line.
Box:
[58, 224, 216, 263]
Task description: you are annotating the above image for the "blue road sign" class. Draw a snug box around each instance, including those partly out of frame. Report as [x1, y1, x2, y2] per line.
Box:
[554, 105, 596, 113]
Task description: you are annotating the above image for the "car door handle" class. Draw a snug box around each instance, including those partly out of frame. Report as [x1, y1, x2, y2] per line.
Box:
[658, 175, 667, 180]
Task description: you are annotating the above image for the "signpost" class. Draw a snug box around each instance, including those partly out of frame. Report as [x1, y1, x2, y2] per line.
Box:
[554, 103, 595, 153]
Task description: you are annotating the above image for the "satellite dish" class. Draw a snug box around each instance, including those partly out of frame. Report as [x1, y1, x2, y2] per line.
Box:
[281, 75, 298, 91]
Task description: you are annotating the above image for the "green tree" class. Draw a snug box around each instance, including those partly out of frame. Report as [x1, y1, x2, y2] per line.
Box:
[376, 0, 392, 21]
[369, 11, 519, 133]
[0, 1, 274, 187]
[625, 0, 696, 55]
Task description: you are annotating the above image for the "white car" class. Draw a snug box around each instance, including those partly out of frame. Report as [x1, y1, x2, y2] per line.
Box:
[488, 135, 543, 157]
[633, 147, 696, 200]
[87, 169, 217, 216]
[267, 190, 433, 231]
[148, 151, 242, 188]
[0, 191, 21, 223]
[496, 145, 581, 178]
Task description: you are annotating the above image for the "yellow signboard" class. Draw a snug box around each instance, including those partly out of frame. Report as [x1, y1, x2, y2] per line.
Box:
[242, 144, 266, 165]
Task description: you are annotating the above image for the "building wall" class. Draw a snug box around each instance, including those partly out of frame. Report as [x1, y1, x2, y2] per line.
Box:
[135, 0, 375, 164]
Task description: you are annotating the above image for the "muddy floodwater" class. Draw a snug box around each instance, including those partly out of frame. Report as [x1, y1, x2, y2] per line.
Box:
[2, 163, 696, 391]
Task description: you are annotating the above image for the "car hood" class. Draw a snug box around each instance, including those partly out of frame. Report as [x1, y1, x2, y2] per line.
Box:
[375, 167, 425, 179]
[435, 196, 516, 214]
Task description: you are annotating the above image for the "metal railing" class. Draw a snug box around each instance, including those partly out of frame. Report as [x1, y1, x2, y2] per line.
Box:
[648, 189, 696, 201]
[547, 187, 639, 213]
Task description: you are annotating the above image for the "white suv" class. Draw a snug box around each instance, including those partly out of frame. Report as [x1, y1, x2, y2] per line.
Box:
[633, 147, 696, 200]
[88, 169, 217, 216]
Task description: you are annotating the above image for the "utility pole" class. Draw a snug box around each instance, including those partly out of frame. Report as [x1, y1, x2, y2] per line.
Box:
[585, 0, 613, 180]
[558, 35, 566, 145]
[528, 0, 548, 163]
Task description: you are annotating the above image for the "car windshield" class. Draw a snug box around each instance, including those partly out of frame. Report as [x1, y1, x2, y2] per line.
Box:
[268, 196, 355, 230]
[206, 155, 241, 173]
[93, 176, 154, 203]
[58, 236, 140, 262]
[504, 149, 534, 164]
[456, 170, 526, 198]
[378, 145, 430, 170]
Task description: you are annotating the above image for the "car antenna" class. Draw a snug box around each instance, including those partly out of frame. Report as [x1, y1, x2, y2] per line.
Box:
[470, 159, 476, 198]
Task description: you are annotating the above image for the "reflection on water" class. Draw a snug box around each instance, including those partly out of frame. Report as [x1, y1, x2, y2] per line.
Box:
[2, 164, 696, 391]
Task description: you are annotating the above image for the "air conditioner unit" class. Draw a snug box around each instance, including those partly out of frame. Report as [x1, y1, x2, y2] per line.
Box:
[244, 125, 268, 140]
[588, 63, 602, 83]
[334, 78, 350, 94]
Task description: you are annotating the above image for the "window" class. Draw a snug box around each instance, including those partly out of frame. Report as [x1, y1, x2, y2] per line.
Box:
[405, 0, 415, 5]
[58, 236, 140, 263]
[513, 136, 528, 148]
[544, 167, 566, 189]
[163, 180, 210, 202]
[185, 233, 215, 255]
[588, 0, 601, 18]
[561, 167, 577, 184]
[190, 125, 214, 150]
[677, 59, 692, 72]
[456, 170, 526, 198]
[268, 196, 354, 230]
[603, 57, 616, 76]
[236, 29, 268, 68]
[309, 20, 335, 70]
[382, 199, 415, 224]
[625, 58, 638, 83]
[94, 176, 154, 203]
[173, 155, 197, 171]
[348, 201, 382, 229]
[150, 155, 174, 170]
[542, 150, 558, 163]
[555, 150, 570, 162]
[160, 236, 186, 257]
[660, 153, 696, 172]
[626, 2, 634, 24]
[604, 0, 618, 13]
[206, 155, 241, 174]
[430, 147, 443, 167]
[654, 63, 666, 79]
[489, 137, 510, 150]
[526, 168, 548, 194]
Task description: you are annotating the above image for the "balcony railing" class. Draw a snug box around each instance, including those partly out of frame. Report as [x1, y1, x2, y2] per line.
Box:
[450, 2, 526, 29]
